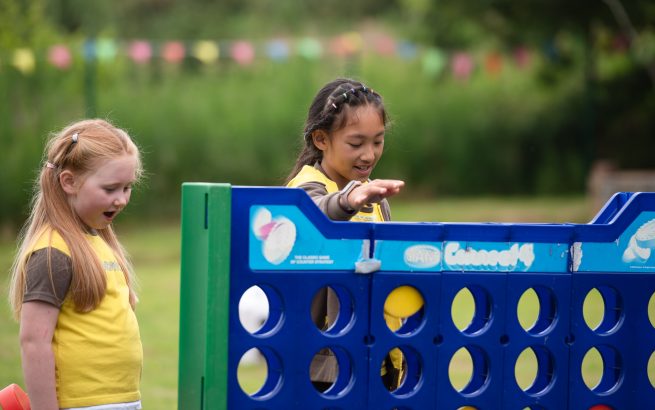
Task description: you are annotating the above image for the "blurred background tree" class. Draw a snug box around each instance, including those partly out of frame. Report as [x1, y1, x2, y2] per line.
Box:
[1, 0, 653, 229]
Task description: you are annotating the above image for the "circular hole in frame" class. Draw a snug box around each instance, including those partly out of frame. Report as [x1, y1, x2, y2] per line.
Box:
[309, 346, 354, 397]
[448, 345, 489, 396]
[237, 347, 282, 398]
[583, 287, 622, 334]
[452, 286, 492, 335]
[581, 345, 622, 394]
[383, 285, 425, 335]
[514, 346, 555, 395]
[380, 345, 423, 396]
[648, 350, 655, 389]
[239, 285, 280, 334]
[517, 286, 557, 335]
[648, 292, 655, 329]
[310, 285, 355, 336]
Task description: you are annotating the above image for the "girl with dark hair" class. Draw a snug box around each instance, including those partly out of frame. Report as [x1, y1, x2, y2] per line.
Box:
[286, 77, 404, 222]
[286, 78, 406, 392]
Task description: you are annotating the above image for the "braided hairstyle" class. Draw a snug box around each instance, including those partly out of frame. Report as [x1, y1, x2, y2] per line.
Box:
[285, 78, 387, 184]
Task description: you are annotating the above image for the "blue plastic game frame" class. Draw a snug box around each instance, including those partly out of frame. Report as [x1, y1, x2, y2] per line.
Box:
[178, 184, 655, 409]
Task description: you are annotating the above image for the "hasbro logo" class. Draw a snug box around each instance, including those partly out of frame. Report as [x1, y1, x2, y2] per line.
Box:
[404, 244, 441, 269]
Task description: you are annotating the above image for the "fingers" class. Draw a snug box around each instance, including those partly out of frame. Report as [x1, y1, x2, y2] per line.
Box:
[370, 179, 404, 196]
[349, 179, 405, 208]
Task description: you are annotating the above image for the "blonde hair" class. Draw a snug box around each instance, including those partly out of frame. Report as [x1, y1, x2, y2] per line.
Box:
[9, 119, 143, 320]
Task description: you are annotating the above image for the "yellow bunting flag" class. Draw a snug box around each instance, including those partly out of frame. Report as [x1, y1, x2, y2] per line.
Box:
[193, 41, 219, 64]
[12, 48, 35, 74]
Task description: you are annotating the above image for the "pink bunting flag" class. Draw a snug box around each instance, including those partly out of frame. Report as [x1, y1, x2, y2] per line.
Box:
[129, 40, 152, 64]
[48, 44, 72, 69]
[513, 46, 531, 68]
[231, 41, 255, 65]
[451, 52, 474, 81]
[373, 34, 396, 56]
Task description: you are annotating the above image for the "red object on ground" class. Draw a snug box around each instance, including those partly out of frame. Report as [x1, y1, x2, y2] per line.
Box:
[0, 384, 31, 410]
[589, 405, 612, 410]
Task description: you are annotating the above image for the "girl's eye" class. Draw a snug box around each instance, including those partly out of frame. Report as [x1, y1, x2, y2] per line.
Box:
[348, 143, 362, 148]
[123, 186, 132, 193]
[104, 187, 116, 193]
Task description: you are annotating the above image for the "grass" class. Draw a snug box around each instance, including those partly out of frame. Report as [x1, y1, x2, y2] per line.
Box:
[1, 196, 652, 407]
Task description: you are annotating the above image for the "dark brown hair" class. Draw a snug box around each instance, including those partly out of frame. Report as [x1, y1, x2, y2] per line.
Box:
[285, 78, 388, 183]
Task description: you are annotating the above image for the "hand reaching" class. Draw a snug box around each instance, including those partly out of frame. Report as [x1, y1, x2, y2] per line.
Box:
[347, 179, 404, 210]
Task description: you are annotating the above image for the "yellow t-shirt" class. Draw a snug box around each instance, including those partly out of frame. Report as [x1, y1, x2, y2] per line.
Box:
[32, 229, 142, 408]
[287, 165, 386, 222]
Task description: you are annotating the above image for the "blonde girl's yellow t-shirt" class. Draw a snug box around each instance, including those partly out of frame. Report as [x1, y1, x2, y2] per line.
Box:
[31, 229, 142, 408]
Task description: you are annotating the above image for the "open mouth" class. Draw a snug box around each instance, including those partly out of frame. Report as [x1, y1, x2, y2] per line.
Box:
[103, 211, 117, 219]
[354, 165, 372, 176]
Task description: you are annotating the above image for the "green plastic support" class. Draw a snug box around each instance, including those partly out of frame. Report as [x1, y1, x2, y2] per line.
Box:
[178, 183, 231, 410]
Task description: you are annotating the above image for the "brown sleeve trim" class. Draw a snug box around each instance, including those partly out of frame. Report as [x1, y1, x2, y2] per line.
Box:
[24, 248, 72, 308]
[296, 181, 356, 221]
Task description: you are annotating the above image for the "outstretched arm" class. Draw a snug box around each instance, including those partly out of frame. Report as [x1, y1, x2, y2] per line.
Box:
[20, 301, 60, 410]
[346, 179, 405, 210]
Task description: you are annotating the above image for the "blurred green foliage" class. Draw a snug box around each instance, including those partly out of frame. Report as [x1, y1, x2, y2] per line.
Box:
[1, 0, 654, 229]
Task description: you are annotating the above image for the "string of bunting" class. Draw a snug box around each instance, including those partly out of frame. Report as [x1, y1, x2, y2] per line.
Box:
[1, 31, 625, 80]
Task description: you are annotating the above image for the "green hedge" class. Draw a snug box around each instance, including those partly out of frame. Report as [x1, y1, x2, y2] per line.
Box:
[0, 50, 638, 228]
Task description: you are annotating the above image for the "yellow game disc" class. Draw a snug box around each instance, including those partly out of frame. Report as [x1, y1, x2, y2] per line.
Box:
[384, 285, 424, 318]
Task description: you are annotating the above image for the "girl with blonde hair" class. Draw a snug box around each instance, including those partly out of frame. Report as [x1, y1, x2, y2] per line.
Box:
[9, 119, 144, 410]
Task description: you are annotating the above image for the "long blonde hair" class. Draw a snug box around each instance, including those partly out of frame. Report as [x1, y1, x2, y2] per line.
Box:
[9, 119, 143, 320]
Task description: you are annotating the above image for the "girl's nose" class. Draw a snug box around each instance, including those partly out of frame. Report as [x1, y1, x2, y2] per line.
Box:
[360, 145, 375, 162]
[114, 194, 128, 208]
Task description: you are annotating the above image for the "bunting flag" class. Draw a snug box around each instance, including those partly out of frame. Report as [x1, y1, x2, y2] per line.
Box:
[231, 41, 255, 66]
[96, 39, 118, 61]
[266, 39, 290, 61]
[48, 45, 72, 69]
[484, 52, 503, 76]
[1, 31, 578, 82]
[297, 37, 322, 60]
[129, 40, 152, 64]
[513, 46, 531, 68]
[162, 41, 185, 63]
[451, 52, 474, 80]
[422, 47, 447, 77]
[192, 41, 219, 64]
[12, 48, 35, 74]
[373, 34, 396, 57]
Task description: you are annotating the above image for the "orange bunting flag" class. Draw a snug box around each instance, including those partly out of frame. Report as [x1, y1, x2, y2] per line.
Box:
[162, 41, 185, 63]
[484, 52, 502, 77]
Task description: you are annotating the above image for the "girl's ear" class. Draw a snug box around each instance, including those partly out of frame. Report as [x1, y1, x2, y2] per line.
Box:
[59, 170, 78, 195]
[311, 130, 329, 151]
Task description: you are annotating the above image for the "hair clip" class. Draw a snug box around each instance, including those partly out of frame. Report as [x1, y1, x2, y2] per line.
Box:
[362, 86, 368, 93]
[350, 88, 356, 94]
[342, 92, 348, 100]
[331, 103, 338, 109]
[72, 132, 79, 143]
[45, 162, 56, 169]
